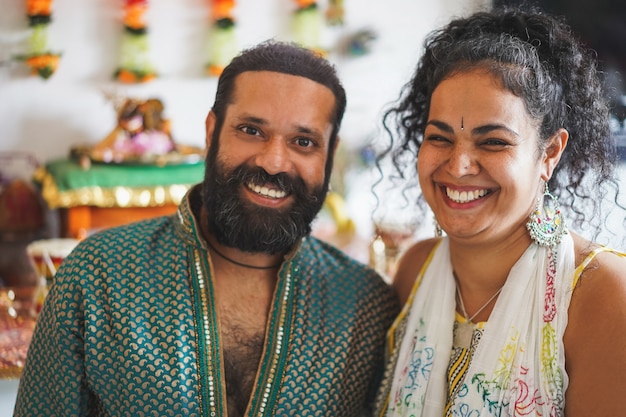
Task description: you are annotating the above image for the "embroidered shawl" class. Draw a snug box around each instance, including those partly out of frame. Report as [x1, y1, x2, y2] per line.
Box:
[377, 234, 577, 416]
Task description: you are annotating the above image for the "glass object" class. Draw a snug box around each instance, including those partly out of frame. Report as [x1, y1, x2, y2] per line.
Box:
[369, 222, 417, 281]
[26, 238, 79, 295]
[0, 285, 37, 379]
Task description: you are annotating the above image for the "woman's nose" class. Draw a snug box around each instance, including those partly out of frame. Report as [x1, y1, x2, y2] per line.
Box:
[447, 145, 479, 177]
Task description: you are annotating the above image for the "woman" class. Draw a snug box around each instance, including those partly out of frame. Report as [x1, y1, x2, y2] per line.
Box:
[374, 7, 626, 417]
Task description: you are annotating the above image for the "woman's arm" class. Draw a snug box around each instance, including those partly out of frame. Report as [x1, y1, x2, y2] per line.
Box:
[392, 237, 440, 306]
[564, 248, 626, 417]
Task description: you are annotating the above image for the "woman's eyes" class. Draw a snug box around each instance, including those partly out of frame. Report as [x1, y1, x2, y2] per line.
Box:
[425, 134, 452, 143]
[481, 138, 509, 147]
[424, 134, 509, 147]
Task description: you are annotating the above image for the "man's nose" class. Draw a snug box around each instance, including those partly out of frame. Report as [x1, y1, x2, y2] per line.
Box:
[254, 138, 292, 175]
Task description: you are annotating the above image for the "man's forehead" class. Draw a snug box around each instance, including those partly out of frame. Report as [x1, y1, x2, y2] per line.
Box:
[231, 71, 334, 99]
[226, 71, 336, 125]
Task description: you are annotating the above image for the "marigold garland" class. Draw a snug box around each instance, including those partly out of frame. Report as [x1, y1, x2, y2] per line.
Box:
[205, 0, 238, 77]
[114, 0, 156, 83]
[21, 0, 61, 79]
[325, 0, 344, 26]
[292, 0, 324, 55]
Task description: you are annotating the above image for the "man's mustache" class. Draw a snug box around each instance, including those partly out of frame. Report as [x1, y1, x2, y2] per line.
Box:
[225, 165, 309, 198]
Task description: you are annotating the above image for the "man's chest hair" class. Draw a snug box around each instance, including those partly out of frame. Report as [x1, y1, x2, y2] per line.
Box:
[222, 325, 265, 417]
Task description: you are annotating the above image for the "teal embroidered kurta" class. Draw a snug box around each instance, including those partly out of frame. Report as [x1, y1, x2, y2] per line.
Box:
[14, 186, 399, 417]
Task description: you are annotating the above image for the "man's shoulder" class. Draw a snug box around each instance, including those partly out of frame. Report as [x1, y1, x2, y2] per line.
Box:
[75, 215, 178, 253]
[300, 236, 389, 287]
[297, 236, 399, 310]
[303, 236, 371, 266]
[55, 215, 185, 286]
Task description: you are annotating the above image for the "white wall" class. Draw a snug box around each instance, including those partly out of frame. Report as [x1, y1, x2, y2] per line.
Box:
[0, 0, 491, 248]
[0, 0, 489, 160]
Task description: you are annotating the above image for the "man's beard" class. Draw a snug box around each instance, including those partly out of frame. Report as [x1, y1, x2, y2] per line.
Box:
[201, 158, 328, 254]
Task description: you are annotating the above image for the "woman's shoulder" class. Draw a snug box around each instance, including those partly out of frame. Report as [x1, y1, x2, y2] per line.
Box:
[392, 237, 441, 305]
[572, 233, 626, 286]
[564, 234, 626, 413]
[570, 233, 626, 310]
[568, 231, 626, 343]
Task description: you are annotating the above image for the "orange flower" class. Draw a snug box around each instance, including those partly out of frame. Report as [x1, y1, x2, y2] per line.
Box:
[116, 69, 138, 83]
[123, 3, 147, 29]
[294, 0, 316, 9]
[212, 0, 235, 20]
[25, 54, 59, 79]
[207, 64, 224, 77]
[26, 54, 58, 69]
[139, 73, 157, 83]
[115, 69, 156, 84]
[26, 0, 52, 16]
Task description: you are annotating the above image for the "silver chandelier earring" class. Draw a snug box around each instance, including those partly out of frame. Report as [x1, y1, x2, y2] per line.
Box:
[434, 219, 443, 237]
[526, 183, 568, 247]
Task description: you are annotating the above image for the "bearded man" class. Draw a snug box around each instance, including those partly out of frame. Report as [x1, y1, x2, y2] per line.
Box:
[15, 41, 399, 417]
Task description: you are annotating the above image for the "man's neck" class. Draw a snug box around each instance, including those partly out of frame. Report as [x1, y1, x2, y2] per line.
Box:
[199, 205, 285, 272]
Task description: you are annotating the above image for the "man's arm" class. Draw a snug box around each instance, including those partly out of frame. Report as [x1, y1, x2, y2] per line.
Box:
[14, 267, 90, 416]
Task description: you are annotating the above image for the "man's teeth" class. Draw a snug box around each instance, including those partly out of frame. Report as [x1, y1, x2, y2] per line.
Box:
[248, 183, 287, 199]
[446, 188, 487, 203]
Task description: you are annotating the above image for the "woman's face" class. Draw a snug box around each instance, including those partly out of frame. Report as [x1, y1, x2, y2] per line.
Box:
[418, 69, 548, 245]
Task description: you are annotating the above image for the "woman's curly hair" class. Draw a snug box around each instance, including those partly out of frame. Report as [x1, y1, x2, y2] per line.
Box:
[377, 6, 625, 243]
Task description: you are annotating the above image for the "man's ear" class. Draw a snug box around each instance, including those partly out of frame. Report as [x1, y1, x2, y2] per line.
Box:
[542, 128, 568, 181]
[205, 110, 217, 150]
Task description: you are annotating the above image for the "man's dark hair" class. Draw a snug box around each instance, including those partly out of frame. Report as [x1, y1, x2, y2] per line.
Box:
[210, 40, 347, 181]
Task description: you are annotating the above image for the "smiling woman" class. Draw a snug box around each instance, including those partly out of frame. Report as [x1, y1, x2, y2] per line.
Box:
[418, 69, 552, 243]
[373, 6, 626, 417]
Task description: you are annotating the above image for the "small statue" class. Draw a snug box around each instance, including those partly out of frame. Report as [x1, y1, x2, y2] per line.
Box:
[90, 98, 174, 164]
[72, 97, 204, 168]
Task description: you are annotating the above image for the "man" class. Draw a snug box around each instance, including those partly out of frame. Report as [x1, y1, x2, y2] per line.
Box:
[14, 41, 399, 417]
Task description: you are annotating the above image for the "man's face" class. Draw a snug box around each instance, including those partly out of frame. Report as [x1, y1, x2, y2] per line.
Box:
[202, 71, 337, 254]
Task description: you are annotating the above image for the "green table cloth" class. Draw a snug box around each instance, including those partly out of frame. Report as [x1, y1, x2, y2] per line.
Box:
[35, 158, 205, 209]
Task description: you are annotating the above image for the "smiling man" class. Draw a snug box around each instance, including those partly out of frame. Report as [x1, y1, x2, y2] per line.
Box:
[15, 41, 400, 417]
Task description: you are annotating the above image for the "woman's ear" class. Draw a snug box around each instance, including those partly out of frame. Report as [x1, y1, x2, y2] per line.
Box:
[205, 110, 217, 150]
[542, 128, 569, 181]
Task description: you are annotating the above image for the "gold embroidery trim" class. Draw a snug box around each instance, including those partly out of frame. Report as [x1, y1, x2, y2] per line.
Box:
[35, 167, 191, 209]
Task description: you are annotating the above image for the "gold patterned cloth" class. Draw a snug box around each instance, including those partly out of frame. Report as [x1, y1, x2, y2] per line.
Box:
[34, 158, 205, 209]
[14, 185, 399, 416]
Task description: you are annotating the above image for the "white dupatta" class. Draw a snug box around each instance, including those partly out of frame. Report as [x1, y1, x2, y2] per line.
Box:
[385, 234, 575, 416]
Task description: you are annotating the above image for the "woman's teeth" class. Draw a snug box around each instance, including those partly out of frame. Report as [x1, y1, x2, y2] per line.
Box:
[446, 187, 487, 203]
[248, 183, 287, 199]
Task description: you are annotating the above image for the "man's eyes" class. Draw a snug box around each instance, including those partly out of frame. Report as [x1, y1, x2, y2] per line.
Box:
[240, 125, 261, 136]
[295, 137, 316, 148]
[237, 125, 319, 150]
